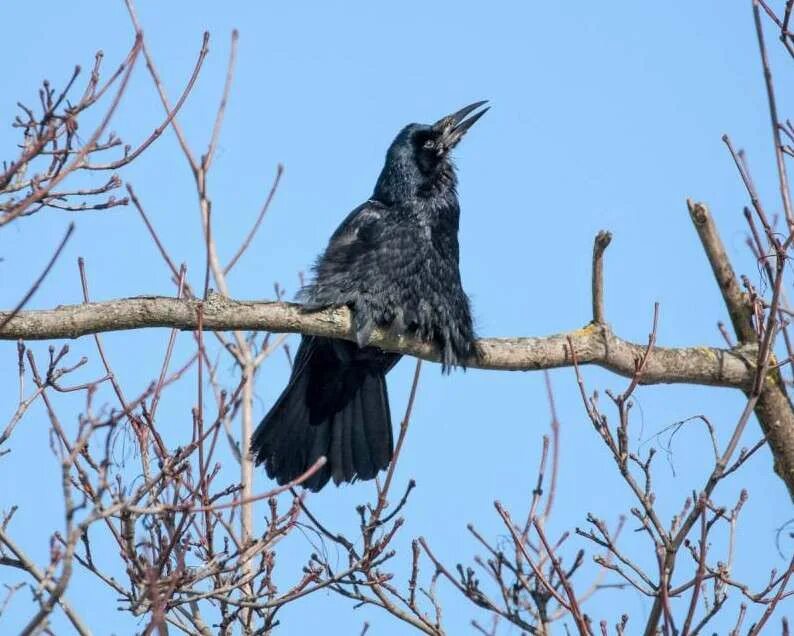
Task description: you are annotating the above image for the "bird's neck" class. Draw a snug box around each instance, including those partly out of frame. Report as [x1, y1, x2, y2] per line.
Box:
[373, 158, 459, 213]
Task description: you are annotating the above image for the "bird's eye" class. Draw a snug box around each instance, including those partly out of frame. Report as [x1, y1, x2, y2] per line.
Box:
[423, 139, 435, 150]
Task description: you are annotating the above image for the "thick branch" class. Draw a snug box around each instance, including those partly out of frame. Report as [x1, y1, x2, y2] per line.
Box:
[688, 200, 794, 495]
[688, 200, 757, 344]
[0, 294, 755, 389]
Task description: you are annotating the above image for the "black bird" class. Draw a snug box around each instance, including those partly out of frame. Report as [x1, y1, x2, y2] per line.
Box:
[250, 101, 488, 491]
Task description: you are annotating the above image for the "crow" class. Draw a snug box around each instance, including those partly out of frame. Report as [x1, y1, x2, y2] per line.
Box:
[250, 101, 488, 491]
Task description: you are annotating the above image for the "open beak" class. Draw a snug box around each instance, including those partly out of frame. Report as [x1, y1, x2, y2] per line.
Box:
[432, 100, 489, 151]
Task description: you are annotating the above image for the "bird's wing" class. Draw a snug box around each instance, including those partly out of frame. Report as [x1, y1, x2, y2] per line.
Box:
[327, 199, 388, 251]
[299, 199, 392, 312]
[312, 199, 393, 276]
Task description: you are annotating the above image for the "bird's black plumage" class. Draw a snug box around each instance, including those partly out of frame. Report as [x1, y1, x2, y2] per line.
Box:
[251, 101, 487, 491]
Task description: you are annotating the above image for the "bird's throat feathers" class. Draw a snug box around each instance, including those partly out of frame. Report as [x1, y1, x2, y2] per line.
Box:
[373, 146, 458, 209]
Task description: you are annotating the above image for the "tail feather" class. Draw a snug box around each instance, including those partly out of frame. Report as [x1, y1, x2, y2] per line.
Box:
[303, 413, 332, 491]
[328, 408, 344, 485]
[349, 389, 375, 480]
[250, 336, 398, 492]
[335, 405, 355, 484]
[361, 372, 393, 472]
[268, 359, 315, 481]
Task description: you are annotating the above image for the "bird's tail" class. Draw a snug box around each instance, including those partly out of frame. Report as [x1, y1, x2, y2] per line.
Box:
[250, 336, 394, 492]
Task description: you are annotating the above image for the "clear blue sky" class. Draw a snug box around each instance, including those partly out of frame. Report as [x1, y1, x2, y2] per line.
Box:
[1, 1, 792, 633]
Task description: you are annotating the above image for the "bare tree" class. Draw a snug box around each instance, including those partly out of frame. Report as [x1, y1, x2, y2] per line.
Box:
[0, 1, 793, 634]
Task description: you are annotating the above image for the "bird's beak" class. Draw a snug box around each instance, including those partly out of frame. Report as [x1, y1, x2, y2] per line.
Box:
[432, 100, 489, 151]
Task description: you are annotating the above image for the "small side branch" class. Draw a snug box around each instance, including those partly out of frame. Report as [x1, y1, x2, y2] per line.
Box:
[0, 527, 90, 636]
[592, 230, 612, 325]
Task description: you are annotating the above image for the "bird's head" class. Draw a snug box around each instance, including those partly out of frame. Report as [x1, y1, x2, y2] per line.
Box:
[374, 101, 488, 203]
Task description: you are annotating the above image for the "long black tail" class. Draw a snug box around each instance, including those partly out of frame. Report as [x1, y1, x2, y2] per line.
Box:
[250, 336, 399, 492]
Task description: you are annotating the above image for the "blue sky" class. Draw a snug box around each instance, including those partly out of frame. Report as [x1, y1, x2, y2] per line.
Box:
[1, 1, 792, 633]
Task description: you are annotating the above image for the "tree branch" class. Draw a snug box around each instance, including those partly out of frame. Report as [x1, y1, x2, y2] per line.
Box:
[0, 526, 90, 636]
[688, 200, 794, 499]
[0, 294, 755, 388]
[687, 200, 757, 344]
[592, 230, 612, 325]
